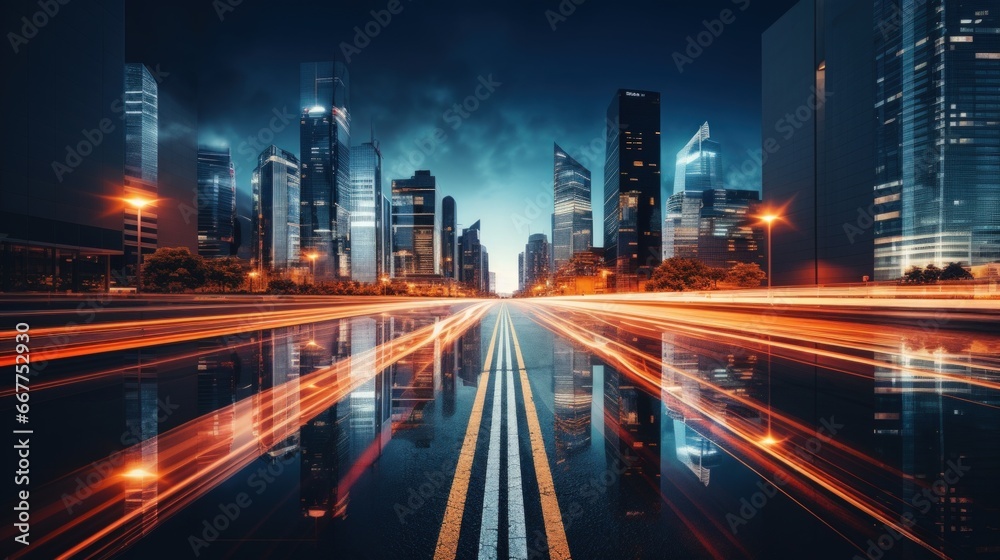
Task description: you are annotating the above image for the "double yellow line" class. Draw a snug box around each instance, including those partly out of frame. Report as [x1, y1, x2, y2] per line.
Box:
[433, 305, 571, 560]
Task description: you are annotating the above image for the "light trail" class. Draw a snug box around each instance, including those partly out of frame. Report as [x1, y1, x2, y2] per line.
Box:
[10, 302, 494, 560]
[511, 298, 998, 560]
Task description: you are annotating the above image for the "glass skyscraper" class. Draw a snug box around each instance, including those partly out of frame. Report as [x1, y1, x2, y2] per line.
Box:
[873, 0, 1000, 279]
[553, 143, 593, 271]
[196, 147, 237, 258]
[603, 89, 662, 285]
[459, 220, 488, 293]
[349, 140, 382, 283]
[252, 145, 300, 271]
[673, 122, 722, 194]
[441, 196, 458, 279]
[300, 61, 351, 280]
[124, 63, 159, 266]
[391, 170, 438, 277]
[523, 233, 550, 290]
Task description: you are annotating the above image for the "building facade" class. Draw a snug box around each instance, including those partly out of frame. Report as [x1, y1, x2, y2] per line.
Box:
[300, 61, 351, 280]
[392, 171, 438, 277]
[252, 145, 300, 271]
[873, 0, 1000, 279]
[196, 147, 237, 258]
[762, 0, 876, 285]
[553, 143, 593, 271]
[673, 122, 722, 194]
[665, 189, 765, 269]
[124, 63, 159, 268]
[459, 220, 488, 293]
[441, 196, 458, 280]
[603, 89, 662, 285]
[523, 233, 550, 291]
[350, 140, 382, 283]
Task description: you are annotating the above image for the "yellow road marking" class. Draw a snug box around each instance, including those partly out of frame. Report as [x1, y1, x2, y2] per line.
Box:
[434, 304, 503, 559]
[506, 310, 572, 560]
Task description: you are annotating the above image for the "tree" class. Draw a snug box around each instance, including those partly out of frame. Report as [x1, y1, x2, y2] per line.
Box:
[142, 248, 207, 293]
[902, 265, 927, 284]
[923, 263, 942, 283]
[205, 257, 248, 293]
[267, 279, 299, 294]
[646, 257, 719, 292]
[727, 262, 767, 288]
[940, 262, 974, 281]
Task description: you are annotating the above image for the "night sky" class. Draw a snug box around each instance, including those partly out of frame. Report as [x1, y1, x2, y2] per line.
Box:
[181, 0, 797, 292]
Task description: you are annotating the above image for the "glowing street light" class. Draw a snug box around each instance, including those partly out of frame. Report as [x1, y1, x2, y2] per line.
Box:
[248, 270, 260, 292]
[758, 213, 782, 300]
[124, 197, 156, 294]
[304, 252, 319, 285]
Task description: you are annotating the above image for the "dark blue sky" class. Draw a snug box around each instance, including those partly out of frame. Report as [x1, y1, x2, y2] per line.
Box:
[190, 0, 798, 292]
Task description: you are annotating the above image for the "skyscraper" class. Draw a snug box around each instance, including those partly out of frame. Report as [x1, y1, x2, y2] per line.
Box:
[673, 122, 722, 194]
[665, 189, 765, 269]
[196, 147, 237, 258]
[1, 0, 125, 292]
[252, 145, 300, 271]
[441, 196, 458, 279]
[523, 233, 550, 291]
[553, 143, 593, 271]
[459, 220, 488, 293]
[350, 138, 382, 283]
[300, 61, 351, 280]
[392, 170, 439, 277]
[762, 0, 876, 285]
[380, 193, 392, 278]
[603, 90, 662, 285]
[124, 63, 159, 267]
[873, 0, 1000, 279]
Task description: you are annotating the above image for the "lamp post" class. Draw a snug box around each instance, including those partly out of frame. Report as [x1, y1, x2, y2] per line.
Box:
[248, 271, 259, 292]
[305, 253, 319, 285]
[125, 197, 154, 294]
[760, 214, 780, 302]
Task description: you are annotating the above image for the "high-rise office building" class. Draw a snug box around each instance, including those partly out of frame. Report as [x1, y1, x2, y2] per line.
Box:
[673, 122, 722, 194]
[252, 145, 300, 271]
[124, 63, 159, 268]
[392, 170, 439, 277]
[300, 61, 351, 280]
[873, 0, 1000, 279]
[196, 147, 237, 258]
[350, 139, 382, 283]
[459, 220, 488, 293]
[762, 0, 876, 285]
[441, 196, 458, 279]
[1, 0, 125, 292]
[518, 252, 525, 292]
[603, 89, 662, 285]
[380, 193, 392, 278]
[665, 189, 765, 269]
[553, 143, 593, 271]
[523, 233, 550, 291]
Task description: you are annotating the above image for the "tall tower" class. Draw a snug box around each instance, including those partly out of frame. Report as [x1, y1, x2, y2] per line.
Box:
[873, 0, 1000, 278]
[441, 196, 458, 279]
[553, 143, 593, 271]
[252, 145, 300, 271]
[603, 89, 661, 285]
[391, 171, 438, 277]
[350, 136, 382, 283]
[196, 147, 236, 258]
[673, 122, 722, 194]
[299, 61, 351, 280]
[124, 63, 159, 267]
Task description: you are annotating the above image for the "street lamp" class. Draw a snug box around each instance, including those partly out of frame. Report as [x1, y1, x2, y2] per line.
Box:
[248, 271, 259, 292]
[304, 252, 319, 285]
[125, 197, 155, 294]
[759, 213, 781, 300]
[380, 275, 390, 296]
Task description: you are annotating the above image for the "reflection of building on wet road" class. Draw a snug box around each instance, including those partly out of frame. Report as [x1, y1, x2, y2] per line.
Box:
[553, 338, 592, 458]
[195, 339, 238, 472]
[391, 316, 441, 446]
[873, 340, 1000, 554]
[258, 326, 301, 459]
[458, 318, 482, 387]
[123, 348, 159, 535]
